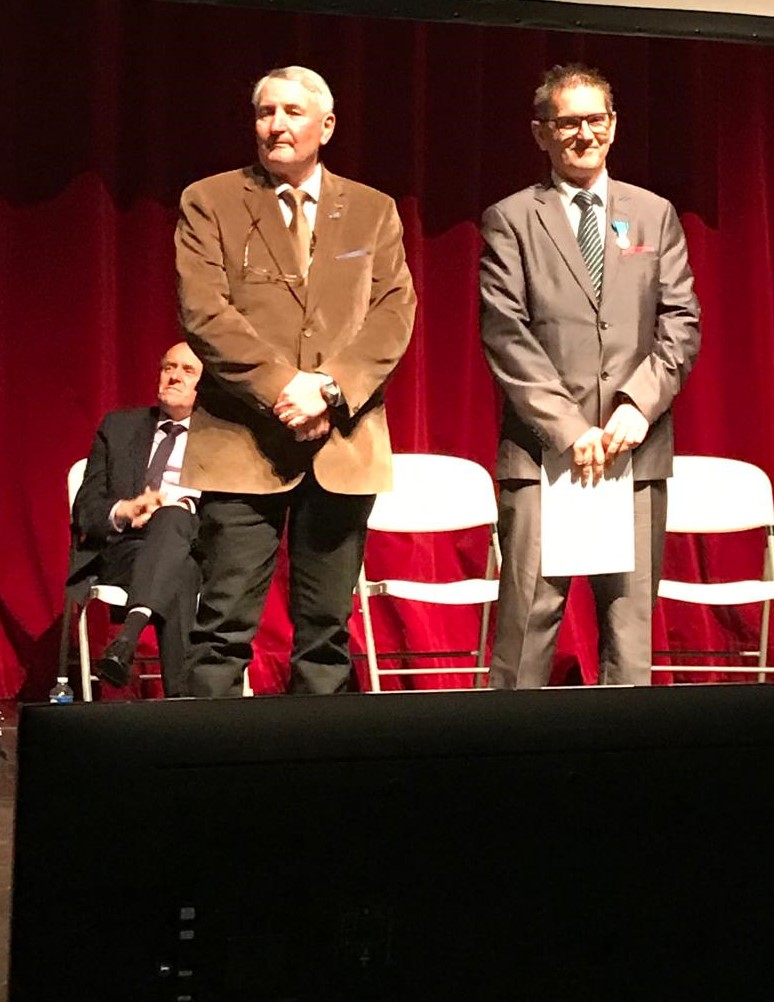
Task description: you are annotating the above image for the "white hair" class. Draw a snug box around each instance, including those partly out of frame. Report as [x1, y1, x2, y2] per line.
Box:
[251, 66, 334, 115]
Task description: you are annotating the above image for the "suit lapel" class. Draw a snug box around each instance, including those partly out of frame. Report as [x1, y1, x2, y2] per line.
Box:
[131, 408, 159, 494]
[602, 181, 630, 301]
[242, 166, 307, 309]
[534, 184, 598, 308]
[305, 167, 347, 319]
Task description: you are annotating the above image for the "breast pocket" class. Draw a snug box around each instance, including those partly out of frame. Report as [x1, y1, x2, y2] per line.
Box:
[331, 250, 373, 311]
[617, 249, 658, 296]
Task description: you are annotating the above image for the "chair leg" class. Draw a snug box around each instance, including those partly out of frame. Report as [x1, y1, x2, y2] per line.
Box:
[475, 602, 492, 690]
[77, 602, 94, 702]
[242, 668, 253, 697]
[357, 568, 381, 692]
[58, 594, 74, 679]
[759, 534, 774, 683]
[759, 599, 771, 684]
[474, 537, 498, 689]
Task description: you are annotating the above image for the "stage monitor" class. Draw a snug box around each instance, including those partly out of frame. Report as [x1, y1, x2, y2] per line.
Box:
[10, 686, 774, 1000]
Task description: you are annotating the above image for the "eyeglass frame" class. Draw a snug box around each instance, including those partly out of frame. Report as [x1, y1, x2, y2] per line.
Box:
[535, 112, 615, 137]
[241, 221, 315, 287]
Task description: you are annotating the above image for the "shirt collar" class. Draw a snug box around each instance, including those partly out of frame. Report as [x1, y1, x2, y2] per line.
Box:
[553, 168, 608, 207]
[157, 413, 191, 429]
[273, 162, 322, 204]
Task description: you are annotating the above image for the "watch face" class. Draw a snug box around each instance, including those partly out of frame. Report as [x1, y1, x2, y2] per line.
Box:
[322, 379, 339, 405]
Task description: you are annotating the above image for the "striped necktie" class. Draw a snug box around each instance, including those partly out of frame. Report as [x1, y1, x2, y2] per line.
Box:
[574, 190, 604, 299]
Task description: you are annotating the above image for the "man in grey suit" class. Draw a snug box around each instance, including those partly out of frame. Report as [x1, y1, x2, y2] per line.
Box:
[479, 63, 701, 688]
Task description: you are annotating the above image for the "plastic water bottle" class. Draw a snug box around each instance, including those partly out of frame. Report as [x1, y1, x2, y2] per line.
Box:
[49, 676, 74, 704]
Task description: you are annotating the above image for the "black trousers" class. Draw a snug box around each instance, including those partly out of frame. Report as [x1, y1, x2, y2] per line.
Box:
[100, 506, 200, 697]
[187, 474, 375, 698]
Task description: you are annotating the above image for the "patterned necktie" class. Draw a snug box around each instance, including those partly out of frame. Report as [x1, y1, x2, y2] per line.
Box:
[281, 188, 312, 277]
[573, 190, 604, 299]
[145, 421, 184, 491]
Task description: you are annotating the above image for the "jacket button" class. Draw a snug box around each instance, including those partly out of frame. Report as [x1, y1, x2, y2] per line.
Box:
[600, 371, 610, 381]
[302, 329, 312, 338]
[599, 321, 609, 331]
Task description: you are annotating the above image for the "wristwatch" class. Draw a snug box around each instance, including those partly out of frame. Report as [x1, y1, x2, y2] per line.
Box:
[319, 374, 342, 407]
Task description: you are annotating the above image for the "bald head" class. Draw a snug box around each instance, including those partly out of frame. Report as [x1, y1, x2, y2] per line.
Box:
[157, 342, 202, 421]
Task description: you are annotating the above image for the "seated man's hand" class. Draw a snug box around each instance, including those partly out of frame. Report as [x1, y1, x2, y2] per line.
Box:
[572, 427, 606, 486]
[273, 372, 328, 425]
[602, 403, 649, 462]
[293, 413, 331, 442]
[115, 488, 164, 529]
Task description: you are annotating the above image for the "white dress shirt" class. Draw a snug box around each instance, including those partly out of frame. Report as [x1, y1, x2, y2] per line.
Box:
[273, 161, 322, 234]
[553, 169, 609, 240]
[110, 414, 199, 531]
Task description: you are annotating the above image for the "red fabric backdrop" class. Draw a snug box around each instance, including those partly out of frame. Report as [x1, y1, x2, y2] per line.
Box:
[3, 0, 774, 698]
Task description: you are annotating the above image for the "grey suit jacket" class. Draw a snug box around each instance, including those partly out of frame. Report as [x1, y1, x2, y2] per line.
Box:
[480, 178, 701, 481]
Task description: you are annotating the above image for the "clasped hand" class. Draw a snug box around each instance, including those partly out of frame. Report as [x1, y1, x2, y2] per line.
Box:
[273, 371, 331, 442]
[572, 403, 649, 486]
[115, 488, 164, 529]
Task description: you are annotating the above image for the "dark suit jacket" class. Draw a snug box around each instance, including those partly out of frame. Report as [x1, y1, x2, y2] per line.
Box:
[175, 163, 416, 496]
[480, 178, 701, 481]
[66, 407, 159, 600]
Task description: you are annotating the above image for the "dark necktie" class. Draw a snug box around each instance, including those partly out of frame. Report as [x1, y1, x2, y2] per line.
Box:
[281, 188, 312, 277]
[573, 190, 604, 299]
[145, 421, 184, 491]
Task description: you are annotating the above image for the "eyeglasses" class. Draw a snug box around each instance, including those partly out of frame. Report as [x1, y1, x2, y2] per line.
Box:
[538, 113, 613, 137]
[242, 223, 313, 286]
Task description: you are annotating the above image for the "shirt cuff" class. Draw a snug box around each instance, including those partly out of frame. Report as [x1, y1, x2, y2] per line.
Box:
[171, 496, 198, 515]
[109, 501, 128, 532]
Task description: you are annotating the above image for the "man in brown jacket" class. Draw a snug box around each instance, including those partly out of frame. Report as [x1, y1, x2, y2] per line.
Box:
[175, 66, 415, 697]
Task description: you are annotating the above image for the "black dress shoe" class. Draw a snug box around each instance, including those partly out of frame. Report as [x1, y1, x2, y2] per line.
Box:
[96, 635, 135, 687]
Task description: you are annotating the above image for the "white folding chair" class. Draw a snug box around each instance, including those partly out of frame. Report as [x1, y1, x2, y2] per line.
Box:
[66, 458, 162, 700]
[652, 455, 774, 683]
[356, 453, 501, 692]
[67, 458, 253, 699]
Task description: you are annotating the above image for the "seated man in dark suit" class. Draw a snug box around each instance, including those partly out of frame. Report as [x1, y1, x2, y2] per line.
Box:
[67, 342, 203, 697]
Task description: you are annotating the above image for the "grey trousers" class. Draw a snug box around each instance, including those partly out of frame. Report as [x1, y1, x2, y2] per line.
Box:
[490, 478, 667, 688]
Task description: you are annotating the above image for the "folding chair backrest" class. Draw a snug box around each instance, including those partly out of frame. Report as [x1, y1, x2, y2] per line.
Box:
[369, 454, 498, 533]
[666, 456, 774, 534]
[68, 458, 88, 514]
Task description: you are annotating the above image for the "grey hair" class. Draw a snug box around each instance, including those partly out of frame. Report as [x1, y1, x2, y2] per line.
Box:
[251, 66, 334, 115]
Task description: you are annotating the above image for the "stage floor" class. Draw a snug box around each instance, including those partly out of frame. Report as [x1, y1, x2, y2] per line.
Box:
[5, 687, 774, 1000]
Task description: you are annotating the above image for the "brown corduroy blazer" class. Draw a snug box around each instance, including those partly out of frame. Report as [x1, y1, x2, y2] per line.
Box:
[175, 164, 416, 495]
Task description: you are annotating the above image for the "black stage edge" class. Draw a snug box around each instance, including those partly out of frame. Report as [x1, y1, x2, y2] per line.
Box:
[11, 686, 774, 1000]
[158, 0, 774, 45]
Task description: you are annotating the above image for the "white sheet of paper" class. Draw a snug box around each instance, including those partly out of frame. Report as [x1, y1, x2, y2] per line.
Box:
[540, 450, 634, 576]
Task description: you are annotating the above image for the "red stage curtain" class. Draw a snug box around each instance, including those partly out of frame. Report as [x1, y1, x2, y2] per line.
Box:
[3, 0, 774, 697]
